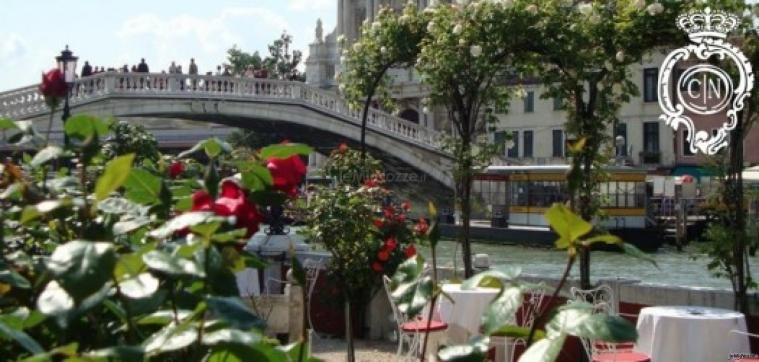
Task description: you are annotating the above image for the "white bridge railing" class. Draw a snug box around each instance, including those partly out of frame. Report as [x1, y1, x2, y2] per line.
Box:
[0, 73, 443, 151]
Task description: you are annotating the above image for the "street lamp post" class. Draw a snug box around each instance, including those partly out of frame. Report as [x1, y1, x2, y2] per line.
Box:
[56, 45, 78, 147]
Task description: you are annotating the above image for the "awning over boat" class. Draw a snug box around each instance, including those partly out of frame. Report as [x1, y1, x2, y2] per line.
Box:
[670, 165, 716, 180]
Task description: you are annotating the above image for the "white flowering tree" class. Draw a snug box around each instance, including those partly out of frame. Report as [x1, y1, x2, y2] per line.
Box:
[339, 5, 430, 160]
[343, 1, 543, 277]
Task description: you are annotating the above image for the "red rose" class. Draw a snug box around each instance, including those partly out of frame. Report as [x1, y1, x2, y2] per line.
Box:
[414, 218, 430, 235]
[267, 154, 307, 197]
[402, 201, 412, 211]
[384, 237, 397, 251]
[377, 250, 390, 262]
[168, 161, 184, 179]
[371, 262, 384, 273]
[396, 213, 406, 223]
[404, 244, 417, 258]
[338, 143, 349, 153]
[190, 180, 263, 238]
[383, 207, 394, 219]
[39, 69, 68, 107]
[373, 218, 384, 229]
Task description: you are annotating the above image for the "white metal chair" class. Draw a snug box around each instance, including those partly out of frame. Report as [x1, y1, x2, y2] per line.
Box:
[729, 330, 759, 362]
[302, 258, 323, 337]
[570, 285, 649, 362]
[382, 275, 448, 360]
[490, 285, 547, 362]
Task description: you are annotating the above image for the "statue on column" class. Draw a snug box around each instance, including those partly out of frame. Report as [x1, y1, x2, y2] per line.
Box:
[315, 18, 324, 44]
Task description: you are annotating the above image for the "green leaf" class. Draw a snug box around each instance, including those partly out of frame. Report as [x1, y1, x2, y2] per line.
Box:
[64, 115, 111, 140]
[241, 164, 274, 192]
[544, 203, 593, 249]
[137, 310, 192, 325]
[202, 328, 263, 346]
[97, 197, 140, 215]
[481, 287, 524, 335]
[390, 255, 433, 318]
[207, 296, 266, 330]
[36, 281, 75, 316]
[46, 241, 117, 302]
[205, 162, 220, 199]
[83, 346, 145, 362]
[148, 212, 215, 239]
[30, 145, 64, 167]
[0, 267, 31, 289]
[438, 336, 490, 361]
[190, 221, 222, 240]
[143, 322, 198, 355]
[0, 320, 44, 354]
[95, 154, 135, 201]
[518, 335, 566, 362]
[621, 243, 658, 268]
[142, 250, 205, 277]
[119, 273, 160, 299]
[178, 138, 232, 159]
[491, 325, 545, 340]
[583, 234, 622, 246]
[0, 118, 18, 130]
[124, 168, 162, 205]
[260, 143, 313, 159]
[461, 266, 521, 291]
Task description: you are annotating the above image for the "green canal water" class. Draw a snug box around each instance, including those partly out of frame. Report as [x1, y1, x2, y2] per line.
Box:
[423, 240, 759, 289]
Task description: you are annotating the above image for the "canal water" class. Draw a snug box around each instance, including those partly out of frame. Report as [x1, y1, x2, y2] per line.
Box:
[425, 240, 758, 289]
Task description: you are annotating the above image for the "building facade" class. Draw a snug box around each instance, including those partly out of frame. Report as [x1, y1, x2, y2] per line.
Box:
[305, 2, 759, 172]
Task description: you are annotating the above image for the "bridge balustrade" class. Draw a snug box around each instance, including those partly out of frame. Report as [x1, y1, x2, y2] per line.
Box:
[0, 73, 443, 151]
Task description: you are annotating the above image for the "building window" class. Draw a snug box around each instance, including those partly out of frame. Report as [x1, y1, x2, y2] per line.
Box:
[552, 129, 564, 158]
[508, 131, 519, 158]
[553, 96, 562, 111]
[643, 68, 658, 102]
[494, 131, 507, 156]
[524, 91, 534, 113]
[523, 130, 533, 158]
[643, 122, 659, 153]
[615, 123, 627, 157]
[682, 130, 694, 156]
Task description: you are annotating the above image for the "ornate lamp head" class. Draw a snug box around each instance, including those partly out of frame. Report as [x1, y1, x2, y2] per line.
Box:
[676, 7, 739, 42]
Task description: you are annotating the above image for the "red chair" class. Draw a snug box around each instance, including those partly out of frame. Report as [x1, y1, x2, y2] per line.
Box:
[591, 351, 651, 362]
[383, 275, 448, 359]
[570, 286, 652, 362]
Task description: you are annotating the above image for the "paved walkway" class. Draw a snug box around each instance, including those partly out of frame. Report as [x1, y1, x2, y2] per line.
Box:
[312, 337, 398, 361]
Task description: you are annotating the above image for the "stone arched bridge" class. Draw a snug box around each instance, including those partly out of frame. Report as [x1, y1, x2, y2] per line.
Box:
[0, 73, 454, 191]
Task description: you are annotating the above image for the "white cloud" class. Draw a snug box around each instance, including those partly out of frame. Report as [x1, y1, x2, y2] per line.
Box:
[288, 0, 333, 12]
[0, 33, 27, 61]
[116, 7, 290, 73]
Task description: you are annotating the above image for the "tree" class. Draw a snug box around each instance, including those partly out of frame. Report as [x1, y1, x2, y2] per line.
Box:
[264, 32, 304, 81]
[102, 120, 160, 164]
[344, 2, 537, 278]
[701, 12, 759, 314]
[226, 45, 263, 75]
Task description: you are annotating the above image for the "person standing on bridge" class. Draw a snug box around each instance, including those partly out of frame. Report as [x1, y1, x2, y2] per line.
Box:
[169, 61, 177, 74]
[81, 61, 92, 78]
[137, 58, 149, 73]
[189, 58, 198, 90]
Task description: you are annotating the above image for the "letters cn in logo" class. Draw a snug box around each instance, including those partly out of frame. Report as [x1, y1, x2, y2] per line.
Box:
[658, 7, 754, 155]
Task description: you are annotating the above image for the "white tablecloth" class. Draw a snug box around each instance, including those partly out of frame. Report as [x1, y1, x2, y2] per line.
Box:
[635, 306, 751, 362]
[438, 284, 499, 343]
[235, 268, 261, 297]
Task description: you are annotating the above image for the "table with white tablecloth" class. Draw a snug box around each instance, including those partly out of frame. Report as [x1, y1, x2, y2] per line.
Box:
[437, 283, 499, 343]
[634, 306, 751, 362]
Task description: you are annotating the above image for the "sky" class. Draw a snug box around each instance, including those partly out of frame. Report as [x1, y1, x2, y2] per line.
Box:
[0, 0, 336, 90]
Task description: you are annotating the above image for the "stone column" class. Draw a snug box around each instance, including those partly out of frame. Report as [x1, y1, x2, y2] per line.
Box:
[366, 0, 375, 22]
[337, 0, 344, 38]
[343, 0, 354, 41]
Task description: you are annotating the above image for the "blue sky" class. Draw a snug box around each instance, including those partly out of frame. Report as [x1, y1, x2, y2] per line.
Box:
[0, 0, 336, 89]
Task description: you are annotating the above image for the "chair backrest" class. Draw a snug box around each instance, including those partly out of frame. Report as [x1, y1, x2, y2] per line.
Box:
[570, 284, 616, 360]
[383, 275, 408, 332]
[518, 284, 547, 329]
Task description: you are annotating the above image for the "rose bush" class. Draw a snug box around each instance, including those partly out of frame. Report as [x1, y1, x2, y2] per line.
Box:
[0, 113, 315, 360]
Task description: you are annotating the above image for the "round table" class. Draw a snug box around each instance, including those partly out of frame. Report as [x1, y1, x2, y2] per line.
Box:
[437, 284, 499, 343]
[634, 306, 751, 362]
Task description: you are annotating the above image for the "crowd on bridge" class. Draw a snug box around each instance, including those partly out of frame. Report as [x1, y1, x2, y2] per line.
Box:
[72, 57, 275, 95]
[77, 58, 269, 80]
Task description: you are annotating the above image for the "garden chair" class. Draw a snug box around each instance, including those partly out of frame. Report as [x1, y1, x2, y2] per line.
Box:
[570, 285, 650, 362]
[301, 258, 323, 337]
[729, 330, 759, 362]
[490, 285, 547, 362]
[382, 275, 448, 359]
